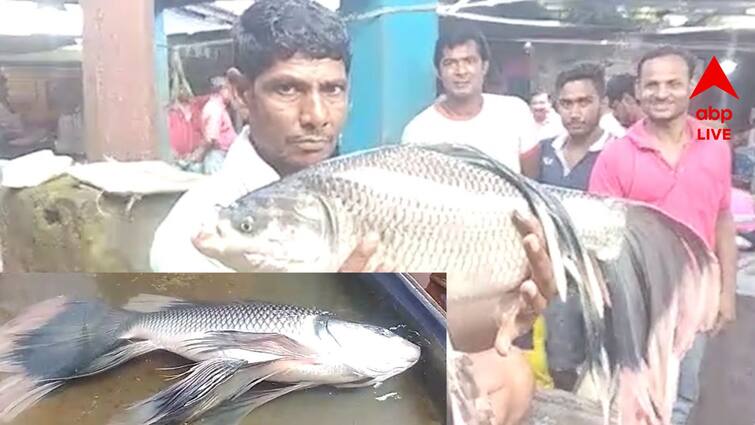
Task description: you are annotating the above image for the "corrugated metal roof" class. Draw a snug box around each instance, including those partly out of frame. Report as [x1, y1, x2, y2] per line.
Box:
[0, 0, 342, 39]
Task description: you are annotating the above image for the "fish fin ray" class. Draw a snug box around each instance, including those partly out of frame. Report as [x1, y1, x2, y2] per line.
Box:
[71, 340, 158, 378]
[182, 331, 318, 360]
[194, 383, 315, 425]
[109, 358, 248, 425]
[110, 358, 295, 425]
[0, 375, 63, 422]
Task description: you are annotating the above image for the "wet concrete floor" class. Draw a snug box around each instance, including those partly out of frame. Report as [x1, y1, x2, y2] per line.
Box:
[689, 267, 755, 425]
[0, 273, 444, 425]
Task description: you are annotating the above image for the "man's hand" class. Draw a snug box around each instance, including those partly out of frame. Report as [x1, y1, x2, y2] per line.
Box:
[713, 290, 736, 335]
[495, 212, 556, 355]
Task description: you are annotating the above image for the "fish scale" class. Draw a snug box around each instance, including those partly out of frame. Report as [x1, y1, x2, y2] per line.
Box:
[130, 302, 325, 340]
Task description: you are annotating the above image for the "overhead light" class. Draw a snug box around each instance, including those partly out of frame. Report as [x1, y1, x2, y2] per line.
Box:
[721, 59, 738, 75]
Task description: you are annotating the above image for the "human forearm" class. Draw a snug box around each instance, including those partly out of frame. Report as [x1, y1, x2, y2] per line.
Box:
[714, 210, 737, 330]
[716, 212, 737, 294]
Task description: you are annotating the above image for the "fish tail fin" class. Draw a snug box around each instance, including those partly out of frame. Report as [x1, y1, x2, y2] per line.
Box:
[0, 297, 138, 421]
[0, 375, 63, 422]
[109, 358, 288, 425]
[597, 204, 718, 424]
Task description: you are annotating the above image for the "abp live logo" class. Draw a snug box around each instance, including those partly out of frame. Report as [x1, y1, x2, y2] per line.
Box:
[690, 56, 739, 141]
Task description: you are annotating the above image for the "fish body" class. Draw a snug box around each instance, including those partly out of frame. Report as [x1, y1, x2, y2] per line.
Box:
[122, 299, 418, 385]
[209, 145, 617, 285]
[202, 144, 721, 425]
[0, 295, 421, 424]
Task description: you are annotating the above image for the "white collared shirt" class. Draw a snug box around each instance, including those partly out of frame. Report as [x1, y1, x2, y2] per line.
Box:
[149, 126, 280, 272]
[550, 130, 612, 176]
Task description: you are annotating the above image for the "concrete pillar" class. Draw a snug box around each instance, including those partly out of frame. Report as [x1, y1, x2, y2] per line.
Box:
[80, 0, 159, 160]
[340, 0, 438, 153]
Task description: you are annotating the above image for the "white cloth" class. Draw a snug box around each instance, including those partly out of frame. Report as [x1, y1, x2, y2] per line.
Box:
[149, 126, 280, 272]
[600, 112, 627, 138]
[534, 109, 567, 142]
[401, 93, 537, 173]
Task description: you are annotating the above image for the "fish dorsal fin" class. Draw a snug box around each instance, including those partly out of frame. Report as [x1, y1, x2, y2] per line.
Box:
[122, 294, 191, 313]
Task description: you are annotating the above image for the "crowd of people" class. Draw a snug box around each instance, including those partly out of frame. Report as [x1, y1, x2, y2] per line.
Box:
[149, 1, 738, 425]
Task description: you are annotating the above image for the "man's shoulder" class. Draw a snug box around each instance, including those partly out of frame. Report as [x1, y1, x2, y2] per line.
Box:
[407, 102, 442, 124]
[601, 133, 633, 154]
[402, 102, 444, 142]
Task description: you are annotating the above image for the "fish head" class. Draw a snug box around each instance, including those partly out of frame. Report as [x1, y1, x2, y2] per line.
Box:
[319, 318, 421, 384]
[208, 184, 337, 271]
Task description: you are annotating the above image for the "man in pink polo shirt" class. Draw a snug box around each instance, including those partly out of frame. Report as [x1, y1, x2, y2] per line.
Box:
[589, 46, 737, 425]
[200, 76, 238, 174]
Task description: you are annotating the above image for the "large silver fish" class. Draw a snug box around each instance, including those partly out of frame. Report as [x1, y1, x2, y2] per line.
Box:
[0, 294, 421, 425]
[194, 144, 720, 423]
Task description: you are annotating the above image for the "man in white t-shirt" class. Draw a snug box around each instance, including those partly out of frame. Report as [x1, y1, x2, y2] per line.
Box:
[401, 27, 536, 173]
[530, 90, 566, 142]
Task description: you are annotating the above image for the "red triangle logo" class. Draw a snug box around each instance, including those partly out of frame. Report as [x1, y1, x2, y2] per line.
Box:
[690, 56, 739, 99]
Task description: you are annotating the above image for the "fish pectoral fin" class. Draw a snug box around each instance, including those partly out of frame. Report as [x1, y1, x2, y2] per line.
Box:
[183, 331, 318, 361]
[109, 358, 249, 425]
[121, 294, 193, 313]
[192, 382, 316, 425]
[333, 378, 378, 388]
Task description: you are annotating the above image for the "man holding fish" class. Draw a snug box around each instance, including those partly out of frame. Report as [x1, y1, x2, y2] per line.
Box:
[151, 0, 377, 272]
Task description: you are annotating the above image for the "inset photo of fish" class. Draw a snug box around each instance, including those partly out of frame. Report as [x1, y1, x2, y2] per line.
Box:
[0, 273, 446, 425]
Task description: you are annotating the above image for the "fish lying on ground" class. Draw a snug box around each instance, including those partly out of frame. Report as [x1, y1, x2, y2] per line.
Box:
[0, 294, 421, 424]
[193, 144, 721, 425]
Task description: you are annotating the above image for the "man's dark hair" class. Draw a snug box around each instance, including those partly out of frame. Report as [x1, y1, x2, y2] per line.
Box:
[232, 0, 351, 82]
[606, 73, 636, 104]
[529, 89, 550, 103]
[555, 62, 606, 97]
[434, 26, 491, 69]
[637, 46, 696, 80]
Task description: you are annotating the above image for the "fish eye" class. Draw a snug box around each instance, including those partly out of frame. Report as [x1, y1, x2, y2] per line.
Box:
[240, 218, 254, 233]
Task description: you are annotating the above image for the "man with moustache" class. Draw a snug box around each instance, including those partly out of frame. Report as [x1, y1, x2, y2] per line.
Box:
[401, 27, 536, 173]
[521, 63, 614, 393]
[151, 0, 364, 271]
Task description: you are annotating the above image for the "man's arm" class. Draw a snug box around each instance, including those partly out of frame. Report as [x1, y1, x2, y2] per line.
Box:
[713, 142, 737, 333]
[520, 143, 541, 180]
[714, 209, 737, 333]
